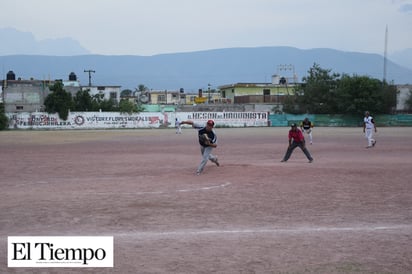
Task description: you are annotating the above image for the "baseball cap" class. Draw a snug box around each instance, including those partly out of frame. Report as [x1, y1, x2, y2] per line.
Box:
[207, 120, 215, 127]
[291, 123, 297, 127]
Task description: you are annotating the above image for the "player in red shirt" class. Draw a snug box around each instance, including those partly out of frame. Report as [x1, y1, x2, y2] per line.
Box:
[281, 123, 314, 163]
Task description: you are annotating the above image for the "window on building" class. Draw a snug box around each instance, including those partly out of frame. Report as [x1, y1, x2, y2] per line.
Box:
[110, 92, 117, 99]
[16, 106, 23, 110]
[158, 95, 165, 102]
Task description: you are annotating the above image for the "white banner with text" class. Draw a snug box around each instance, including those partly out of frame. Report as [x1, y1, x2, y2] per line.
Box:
[6, 111, 268, 129]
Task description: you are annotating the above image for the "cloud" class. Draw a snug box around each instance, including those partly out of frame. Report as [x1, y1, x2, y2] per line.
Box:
[1, 0, 411, 55]
[0, 27, 90, 55]
[399, 3, 412, 12]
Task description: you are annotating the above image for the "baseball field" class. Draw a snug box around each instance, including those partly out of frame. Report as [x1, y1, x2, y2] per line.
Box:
[1, 126, 411, 273]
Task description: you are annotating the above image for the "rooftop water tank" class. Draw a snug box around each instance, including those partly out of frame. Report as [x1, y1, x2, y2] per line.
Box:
[7, 70, 16, 80]
[271, 74, 280, 85]
[69, 72, 77, 81]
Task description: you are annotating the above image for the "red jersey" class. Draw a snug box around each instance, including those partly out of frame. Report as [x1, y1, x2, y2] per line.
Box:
[288, 129, 305, 142]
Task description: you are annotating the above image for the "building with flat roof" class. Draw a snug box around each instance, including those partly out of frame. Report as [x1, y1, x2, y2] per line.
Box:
[2, 71, 120, 113]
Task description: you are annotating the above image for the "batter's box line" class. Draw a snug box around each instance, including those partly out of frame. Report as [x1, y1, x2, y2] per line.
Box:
[86, 182, 232, 196]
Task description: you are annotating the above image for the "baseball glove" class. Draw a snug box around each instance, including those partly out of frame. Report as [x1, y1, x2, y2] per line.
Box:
[198, 133, 211, 146]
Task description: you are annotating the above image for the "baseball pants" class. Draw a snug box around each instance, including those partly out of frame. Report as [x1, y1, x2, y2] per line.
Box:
[197, 146, 218, 173]
[365, 128, 375, 147]
[282, 142, 313, 162]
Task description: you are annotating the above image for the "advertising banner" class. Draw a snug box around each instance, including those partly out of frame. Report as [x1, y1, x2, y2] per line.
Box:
[6, 111, 268, 129]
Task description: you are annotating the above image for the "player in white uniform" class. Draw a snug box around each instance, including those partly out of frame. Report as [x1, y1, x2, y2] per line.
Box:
[363, 111, 377, 148]
[175, 117, 182, 134]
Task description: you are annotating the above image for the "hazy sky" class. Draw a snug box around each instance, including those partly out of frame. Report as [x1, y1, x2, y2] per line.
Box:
[1, 0, 412, 56]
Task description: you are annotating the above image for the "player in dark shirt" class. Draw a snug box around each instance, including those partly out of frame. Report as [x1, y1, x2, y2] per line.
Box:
[180, 119, 220, 175]
[281, 123, 314, 163]
[300, 117, 314, 145]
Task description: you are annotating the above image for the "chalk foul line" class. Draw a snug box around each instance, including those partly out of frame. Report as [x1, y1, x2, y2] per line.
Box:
[117, 224, 412, 238]
[91, 182, 232, 196]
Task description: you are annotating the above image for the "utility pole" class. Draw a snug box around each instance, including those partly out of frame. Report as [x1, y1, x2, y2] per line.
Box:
[84, 69, 95, 86]
[208, 83, 211, 104]
[383, 25, 388, 83]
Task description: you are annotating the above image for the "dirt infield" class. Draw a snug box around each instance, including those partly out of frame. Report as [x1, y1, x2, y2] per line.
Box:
[1, 127, 412, 273]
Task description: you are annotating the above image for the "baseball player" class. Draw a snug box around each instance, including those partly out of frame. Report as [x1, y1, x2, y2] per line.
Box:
[175, 117, 182, 134]
[300, 117, 314, 144]
[179, 119, 219, 175]
[281, 123, 314, 163]
[363, 111, 377, 148]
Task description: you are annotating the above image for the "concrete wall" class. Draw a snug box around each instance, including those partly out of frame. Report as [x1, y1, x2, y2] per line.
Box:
[397, 85, 412, 111]
[6, 111, 269, 130]
[3, 82, 46, 112]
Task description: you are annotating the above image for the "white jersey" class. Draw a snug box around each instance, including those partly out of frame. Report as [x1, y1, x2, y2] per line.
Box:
[193, 122, 204, 130]
[364, 116, 374, 129]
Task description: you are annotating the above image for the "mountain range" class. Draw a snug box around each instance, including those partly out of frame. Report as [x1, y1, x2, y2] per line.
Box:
[0, 28, 411, 91]
[0, 28, 90, 56]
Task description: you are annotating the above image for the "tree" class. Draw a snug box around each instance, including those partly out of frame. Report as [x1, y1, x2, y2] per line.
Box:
[298, 63, 340, 114]
[118, 99, 136, 114]
[44, 82, 74, 120]
[380, 83, 397, 114]
[335, 75, 396, 115]
[282, 94, 300, 114]
[0, 103, 9, 130]
[120, 89, 132, 98]
[73, 89, 93, 111]
[137, 84, 148, 92]
[91, 93, 104, 111]
[294, 64, 397, 115]
[89, 93, 118, 111]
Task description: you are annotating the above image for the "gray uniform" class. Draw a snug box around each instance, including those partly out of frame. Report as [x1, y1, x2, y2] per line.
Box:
[193, 123, 219, 174]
